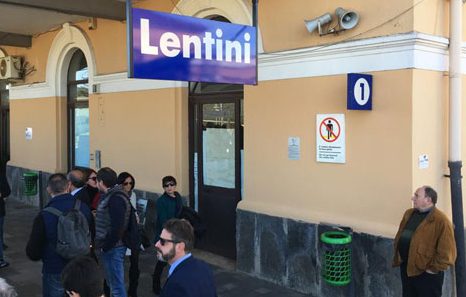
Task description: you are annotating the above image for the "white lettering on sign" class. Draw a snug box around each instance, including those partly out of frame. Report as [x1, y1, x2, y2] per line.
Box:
[141, 19, 158, 55]
[140, 18, 251, 64]
[160, 32, 180, 57]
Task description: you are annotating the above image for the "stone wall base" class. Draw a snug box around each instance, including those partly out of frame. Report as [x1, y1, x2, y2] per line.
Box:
[237, 209, 455, 297]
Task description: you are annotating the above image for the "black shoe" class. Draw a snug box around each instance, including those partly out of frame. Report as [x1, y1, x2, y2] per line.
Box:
[0, 260, 9, 268]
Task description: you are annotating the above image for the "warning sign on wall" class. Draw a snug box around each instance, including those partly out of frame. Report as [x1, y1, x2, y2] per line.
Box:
[316, 114, 345, 163]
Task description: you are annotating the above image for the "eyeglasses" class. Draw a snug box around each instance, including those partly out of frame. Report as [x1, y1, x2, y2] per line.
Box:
[88, 176, 97, 181]
[163, 182, 176, 188]
[123, 182, 134, 186]
[159, 237, 179, 246]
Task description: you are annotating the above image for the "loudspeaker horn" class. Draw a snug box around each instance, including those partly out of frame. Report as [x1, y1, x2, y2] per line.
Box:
[335, 7, 359, 30]
[304, 13, 332, 34]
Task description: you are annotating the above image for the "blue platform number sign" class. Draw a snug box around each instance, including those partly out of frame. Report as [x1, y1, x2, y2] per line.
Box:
[347, 73, 372, 110]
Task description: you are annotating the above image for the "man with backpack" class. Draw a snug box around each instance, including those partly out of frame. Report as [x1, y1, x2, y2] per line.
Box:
[26, 173, 92, 297]
[94, 167, 134, 297]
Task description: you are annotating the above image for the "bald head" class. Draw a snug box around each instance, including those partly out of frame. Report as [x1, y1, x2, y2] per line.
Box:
[67, 169, 86, 190]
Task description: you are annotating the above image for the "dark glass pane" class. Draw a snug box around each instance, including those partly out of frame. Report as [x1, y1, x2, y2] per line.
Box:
[69, 83, 89, 102]
[68, 50, 88, 81]
[0, 90, 8, 108]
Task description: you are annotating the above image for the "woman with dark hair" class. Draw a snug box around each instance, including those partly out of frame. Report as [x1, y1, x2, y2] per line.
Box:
[82, 168, 100, 211]
[117, 172, 140, 297]
[117, 172, 137, 210]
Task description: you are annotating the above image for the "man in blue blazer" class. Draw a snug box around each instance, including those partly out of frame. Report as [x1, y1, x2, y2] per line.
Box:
[155, 218, 217, 297]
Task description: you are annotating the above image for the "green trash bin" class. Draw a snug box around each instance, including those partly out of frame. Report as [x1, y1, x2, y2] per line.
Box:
[320, 230, 352, 286]
[23, 172, 38, 196]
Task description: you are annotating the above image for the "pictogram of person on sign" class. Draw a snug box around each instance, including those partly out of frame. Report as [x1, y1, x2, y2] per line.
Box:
[326, 120, 333, 140]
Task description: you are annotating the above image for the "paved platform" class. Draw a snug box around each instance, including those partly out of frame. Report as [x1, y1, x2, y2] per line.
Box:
[0, 199, 310, 297]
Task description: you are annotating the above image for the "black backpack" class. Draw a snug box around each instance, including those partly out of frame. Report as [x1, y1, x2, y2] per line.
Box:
[178, 206, 206, 239]
[43, 199, 91, 259]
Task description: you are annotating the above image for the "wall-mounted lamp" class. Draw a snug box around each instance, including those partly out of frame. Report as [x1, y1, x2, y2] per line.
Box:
[304, 7, 359, 36]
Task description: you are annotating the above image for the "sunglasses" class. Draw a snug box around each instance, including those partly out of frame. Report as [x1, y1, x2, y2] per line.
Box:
[159, 237, 179, 246]
[88, 176, 97, 181]
[163, 182, 176, 188]
[123, 181, 134, 186]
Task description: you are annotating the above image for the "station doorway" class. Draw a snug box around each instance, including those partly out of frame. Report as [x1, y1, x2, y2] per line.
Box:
[189, 82, 243, 259]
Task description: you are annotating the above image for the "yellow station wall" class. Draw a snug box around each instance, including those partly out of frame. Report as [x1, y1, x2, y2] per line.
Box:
[3, 0, 466, 236]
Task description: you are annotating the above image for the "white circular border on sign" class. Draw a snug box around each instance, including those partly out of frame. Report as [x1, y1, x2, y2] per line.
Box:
[353, 77, 370, 106]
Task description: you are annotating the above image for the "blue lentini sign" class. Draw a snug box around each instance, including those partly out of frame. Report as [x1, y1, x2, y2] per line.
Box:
[131, 8, 257, 85]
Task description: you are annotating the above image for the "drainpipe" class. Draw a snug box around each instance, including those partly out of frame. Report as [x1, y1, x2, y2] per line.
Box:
[448, 0, 466, 296]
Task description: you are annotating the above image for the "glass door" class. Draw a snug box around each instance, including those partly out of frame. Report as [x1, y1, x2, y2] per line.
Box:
[190, 84, 243, 259]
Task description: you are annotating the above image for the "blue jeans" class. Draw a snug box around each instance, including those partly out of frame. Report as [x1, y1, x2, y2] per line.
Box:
[42, 273, 64, 297]
[100, 246, 127, 297]
[0, 215, 4, 260]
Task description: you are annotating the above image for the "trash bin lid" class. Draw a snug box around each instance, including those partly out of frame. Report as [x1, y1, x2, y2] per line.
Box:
[320, 231, 352, 245]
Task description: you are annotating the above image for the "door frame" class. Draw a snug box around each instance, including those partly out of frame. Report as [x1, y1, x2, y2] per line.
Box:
[188, 91, 243, 208]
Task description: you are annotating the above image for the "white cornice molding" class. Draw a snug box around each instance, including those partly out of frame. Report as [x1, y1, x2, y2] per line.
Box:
[9, 32, 463, 99]
[9, 82, 53, 100]
[93, 73, 187, 94]
[258, 32, 451, 81]
[10, 74, 187, 100]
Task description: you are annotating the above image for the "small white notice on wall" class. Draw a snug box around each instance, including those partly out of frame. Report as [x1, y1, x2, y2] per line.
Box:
[288, 137, 300, 160]
[418, 154, 429, 169]
[25, 127, 32, 140]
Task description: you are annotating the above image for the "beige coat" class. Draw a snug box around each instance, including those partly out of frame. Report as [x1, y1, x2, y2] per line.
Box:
[393, 207, 457, 277]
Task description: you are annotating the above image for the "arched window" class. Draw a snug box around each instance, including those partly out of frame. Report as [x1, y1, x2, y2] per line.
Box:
[67, 49, 89, 169]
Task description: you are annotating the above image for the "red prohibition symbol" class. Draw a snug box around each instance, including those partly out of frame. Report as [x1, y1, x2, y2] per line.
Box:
[319, 117, 340, 143]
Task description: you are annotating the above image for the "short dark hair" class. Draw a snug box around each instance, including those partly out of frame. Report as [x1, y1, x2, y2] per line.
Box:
[47, 173, 69, 194]
[163, 218, 194, 252]
[61, 256, 103, 297]
[424, 186, 438, 204]
[162, 176, 177, 187]
[117, 172, 135, 190]
[96, 167, 117, 188]
[67, 169, 86, 188]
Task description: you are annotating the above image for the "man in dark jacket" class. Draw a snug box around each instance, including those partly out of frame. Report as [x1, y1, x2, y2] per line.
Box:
[68, 168, 91, 207]
[155, 218, 217, 297]
[26, 173, 92, 297]
[152, 176, 183, 294]
[94, 167, 131, 297]
[0, 162, 10, 268]
[393, 186, 456, 297]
